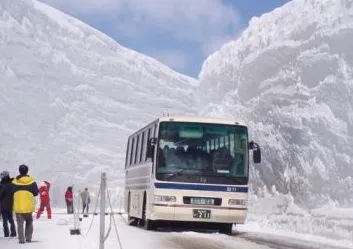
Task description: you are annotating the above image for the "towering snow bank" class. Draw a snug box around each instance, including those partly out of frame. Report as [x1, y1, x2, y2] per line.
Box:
[198, 0, 353, 208]
[0, 0, 196, 200]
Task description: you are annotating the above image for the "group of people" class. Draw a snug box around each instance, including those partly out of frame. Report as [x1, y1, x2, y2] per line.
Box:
[0, 164, 39, 244]
[0, 164, 92, 244]
[64, 186, 91, 215]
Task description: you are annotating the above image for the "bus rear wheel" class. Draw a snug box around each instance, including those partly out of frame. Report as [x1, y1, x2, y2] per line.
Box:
[127, 193, 138, 226]
[219, 223, 233, 235]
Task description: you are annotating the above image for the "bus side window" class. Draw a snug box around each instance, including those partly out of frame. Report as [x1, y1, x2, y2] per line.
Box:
[135, 134, 140, 164]
[141, 131, 147, 162]
[145, 128, 151, 161]
[130, 137, 135, 166]
[139, 132, 145, 162]
[154, 123, 157, 137]
[125, 139, 130, 168]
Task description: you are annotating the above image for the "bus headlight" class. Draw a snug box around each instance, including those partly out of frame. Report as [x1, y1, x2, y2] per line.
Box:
[154, 195, 176, 202]
[228, 199, 247, 206]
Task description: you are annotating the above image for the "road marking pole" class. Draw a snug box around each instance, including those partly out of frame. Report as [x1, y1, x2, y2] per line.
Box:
[99, 172, 107, 249]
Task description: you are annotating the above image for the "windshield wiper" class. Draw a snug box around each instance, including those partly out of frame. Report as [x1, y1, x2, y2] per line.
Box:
[164, 169, 187, 180]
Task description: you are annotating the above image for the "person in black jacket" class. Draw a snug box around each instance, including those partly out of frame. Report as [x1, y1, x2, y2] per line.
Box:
[0, 170, 16, 237]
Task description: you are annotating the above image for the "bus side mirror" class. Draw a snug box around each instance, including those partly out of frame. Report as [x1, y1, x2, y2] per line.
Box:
[249, 141, 261, 164]
[146, 138, 157, 159]
[253, 147, 261, 163]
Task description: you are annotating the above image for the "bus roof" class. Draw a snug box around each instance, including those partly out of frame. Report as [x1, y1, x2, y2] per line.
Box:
[158, 116, 246, 126]
[127, 116, 247, 139]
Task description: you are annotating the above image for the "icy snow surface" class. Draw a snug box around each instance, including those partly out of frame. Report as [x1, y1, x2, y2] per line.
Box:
[2, 209, 353, 249]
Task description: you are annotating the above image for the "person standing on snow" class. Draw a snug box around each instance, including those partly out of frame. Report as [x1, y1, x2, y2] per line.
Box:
[36, 180, 52, 219]
[80, 188, 91, 214]
[65, 186, 74, 214]
[12, 164, 39, 244]
[0, 171, 17, 238]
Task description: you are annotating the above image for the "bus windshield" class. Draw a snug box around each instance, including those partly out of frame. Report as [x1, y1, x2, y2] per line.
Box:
[156, 122, 249, 185]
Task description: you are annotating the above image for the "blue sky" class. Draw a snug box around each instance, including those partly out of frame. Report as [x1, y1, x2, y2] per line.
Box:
[40, 0, 291, 78]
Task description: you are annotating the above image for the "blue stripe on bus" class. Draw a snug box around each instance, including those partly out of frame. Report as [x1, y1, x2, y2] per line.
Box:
[154, 182, 248, 193]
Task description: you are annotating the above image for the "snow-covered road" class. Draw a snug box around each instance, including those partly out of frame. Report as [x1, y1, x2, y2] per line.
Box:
[2, 209, 353, 249]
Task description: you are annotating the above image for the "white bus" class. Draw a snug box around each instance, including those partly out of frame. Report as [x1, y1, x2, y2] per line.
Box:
[124, 116, 261, 234]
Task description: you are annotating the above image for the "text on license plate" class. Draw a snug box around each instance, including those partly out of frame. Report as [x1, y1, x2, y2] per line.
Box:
[193, 209, 211, 219]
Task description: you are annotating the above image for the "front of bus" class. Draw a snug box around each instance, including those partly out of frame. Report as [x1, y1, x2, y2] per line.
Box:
[149, 116, 260, 233]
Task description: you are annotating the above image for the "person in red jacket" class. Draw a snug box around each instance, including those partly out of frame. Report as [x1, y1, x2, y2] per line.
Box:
[36, 181, 52, 219]
[65, 186, 74, 214]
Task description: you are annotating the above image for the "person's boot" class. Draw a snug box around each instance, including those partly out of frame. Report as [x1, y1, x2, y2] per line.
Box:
[11, 226, 17, 237]
[47, 207, 52, 219]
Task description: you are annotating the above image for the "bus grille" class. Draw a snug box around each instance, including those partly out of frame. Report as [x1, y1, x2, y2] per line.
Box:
[183, 196, 222, 206]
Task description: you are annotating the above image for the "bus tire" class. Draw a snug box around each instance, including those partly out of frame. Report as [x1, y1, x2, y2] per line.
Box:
[144, 219, 156, 231]
[141, 193, 156, 230]
[219, 223, 233, 235]
[127, 193, 137, 226]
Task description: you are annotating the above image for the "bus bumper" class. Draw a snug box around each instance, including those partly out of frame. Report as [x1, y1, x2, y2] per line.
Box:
[150, 204, 247, 224]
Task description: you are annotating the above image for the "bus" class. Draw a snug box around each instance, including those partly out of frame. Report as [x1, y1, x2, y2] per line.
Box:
[124, 116, 261, 234]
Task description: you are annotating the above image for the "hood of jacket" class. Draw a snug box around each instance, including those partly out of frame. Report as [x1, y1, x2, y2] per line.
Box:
[13, 175, 35, 185]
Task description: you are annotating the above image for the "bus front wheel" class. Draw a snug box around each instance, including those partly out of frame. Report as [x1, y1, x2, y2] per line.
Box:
[144, 219, 156, 230]
[141, 193, 156, 230]
[219, 223, 233, 235]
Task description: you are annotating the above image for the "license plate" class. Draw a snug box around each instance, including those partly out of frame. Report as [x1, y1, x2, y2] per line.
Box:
[193, 209, 211, 219]
[190, 197, 215, 205]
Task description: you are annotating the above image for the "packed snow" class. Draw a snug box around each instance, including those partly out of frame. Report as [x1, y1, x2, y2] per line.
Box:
[1, 208, 353, 249]
[0, 0, 197, 203]
[198, 0, 353, 243]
